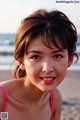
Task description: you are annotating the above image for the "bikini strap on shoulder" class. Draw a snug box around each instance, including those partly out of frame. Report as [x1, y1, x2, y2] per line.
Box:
[50, 91, 54, 115]
[0, 85, 7, 112]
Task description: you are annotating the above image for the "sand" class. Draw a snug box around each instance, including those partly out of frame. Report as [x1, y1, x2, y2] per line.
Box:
[58, 69, 80, 100]
[57, 69, 80, 119]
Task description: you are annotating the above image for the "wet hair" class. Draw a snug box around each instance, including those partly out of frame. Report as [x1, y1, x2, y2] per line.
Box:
[14, 9, 78, 78]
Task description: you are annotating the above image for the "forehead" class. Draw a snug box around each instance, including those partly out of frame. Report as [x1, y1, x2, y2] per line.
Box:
[27, 36, 63, 51]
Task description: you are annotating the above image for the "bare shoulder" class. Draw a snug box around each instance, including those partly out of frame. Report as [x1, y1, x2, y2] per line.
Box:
[54, 88, 62, 102]
[0, 79, 17, 86]
[54, 88, 62, 109]
[0, 80, 13, 112]
[0, 79, 20, 111]
[0, 79, 21, 89]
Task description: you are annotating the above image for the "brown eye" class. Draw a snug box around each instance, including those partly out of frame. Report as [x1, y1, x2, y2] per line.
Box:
[53, 54, 63, 60]
[30, 55, 41, 61]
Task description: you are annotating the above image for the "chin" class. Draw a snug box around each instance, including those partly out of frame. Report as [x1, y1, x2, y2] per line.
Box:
[40, 87, 54, 93]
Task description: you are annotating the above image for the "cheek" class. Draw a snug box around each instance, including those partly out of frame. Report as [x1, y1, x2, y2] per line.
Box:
[24, 61, 41, 77]
[56, 60, 68, 76]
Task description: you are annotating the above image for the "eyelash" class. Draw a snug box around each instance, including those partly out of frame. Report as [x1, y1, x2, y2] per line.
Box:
[30, 54, 64, 61]
[30, 55, 41, 60]
[53, 54, 63, 59]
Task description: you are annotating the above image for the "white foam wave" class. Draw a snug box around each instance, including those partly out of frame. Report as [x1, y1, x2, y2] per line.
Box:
[0, 46, 14, 53]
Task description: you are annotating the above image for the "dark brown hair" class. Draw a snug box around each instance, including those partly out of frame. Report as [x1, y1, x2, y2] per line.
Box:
[14, 9, 78, 78]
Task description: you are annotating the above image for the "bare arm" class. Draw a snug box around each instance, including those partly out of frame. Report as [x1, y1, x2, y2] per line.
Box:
[53, 89, 62, 120]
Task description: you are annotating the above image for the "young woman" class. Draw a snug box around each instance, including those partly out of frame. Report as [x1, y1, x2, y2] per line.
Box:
[0, 9, 78, 120]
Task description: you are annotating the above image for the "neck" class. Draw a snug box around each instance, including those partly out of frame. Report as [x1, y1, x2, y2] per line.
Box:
[23, 83, 47, 104]
[17, 77, 50, 105]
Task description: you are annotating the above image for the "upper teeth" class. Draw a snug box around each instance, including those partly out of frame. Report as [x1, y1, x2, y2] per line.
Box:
[41, 78, 54, 80]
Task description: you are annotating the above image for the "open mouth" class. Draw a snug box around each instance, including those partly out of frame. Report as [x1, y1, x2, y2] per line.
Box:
[39, 77, 56, 84]
[40, 77, 56, 80]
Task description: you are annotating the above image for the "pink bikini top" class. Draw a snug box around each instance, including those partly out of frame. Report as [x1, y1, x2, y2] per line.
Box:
[0, 85, 7, 112]
[0, 85, 54, 119]
[50, 91, 54, 120]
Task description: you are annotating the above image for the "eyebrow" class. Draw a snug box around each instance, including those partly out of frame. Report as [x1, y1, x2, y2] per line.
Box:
[52, 49, 66, 53]
[27, 51, 42, 54]
[27, 49, 66, 54]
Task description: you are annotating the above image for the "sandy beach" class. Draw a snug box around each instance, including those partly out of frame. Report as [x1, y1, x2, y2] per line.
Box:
[58, 69, 80, 100]
[0, 66, 80, 119]
[57, 69, 80, 119]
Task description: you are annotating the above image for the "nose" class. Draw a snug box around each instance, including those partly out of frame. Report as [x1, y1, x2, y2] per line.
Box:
[42, 61, 53, 74]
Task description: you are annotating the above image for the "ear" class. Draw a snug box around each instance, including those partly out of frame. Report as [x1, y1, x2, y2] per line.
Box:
[68, 53, 74, 68]
[18, 58, 25, 70]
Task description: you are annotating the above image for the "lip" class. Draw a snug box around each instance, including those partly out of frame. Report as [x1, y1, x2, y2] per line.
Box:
[40, 76, 56, 84]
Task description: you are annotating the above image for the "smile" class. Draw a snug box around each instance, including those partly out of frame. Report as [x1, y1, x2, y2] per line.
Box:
[40, 77, 56, 81]
[39, 76, 56, 84]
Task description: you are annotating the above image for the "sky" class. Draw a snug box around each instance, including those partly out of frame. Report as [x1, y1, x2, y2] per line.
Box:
[0, 0, 80, 33]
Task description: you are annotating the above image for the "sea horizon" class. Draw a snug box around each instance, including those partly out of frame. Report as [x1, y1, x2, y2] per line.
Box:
[0, 33, 80, 69]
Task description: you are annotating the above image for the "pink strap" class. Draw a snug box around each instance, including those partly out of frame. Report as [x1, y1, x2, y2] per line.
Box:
[50, 91, 54, 120]
[0, 85, 7, 112]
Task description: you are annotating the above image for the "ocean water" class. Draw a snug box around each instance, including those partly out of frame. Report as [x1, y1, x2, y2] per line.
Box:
[0, 33, 80, 69]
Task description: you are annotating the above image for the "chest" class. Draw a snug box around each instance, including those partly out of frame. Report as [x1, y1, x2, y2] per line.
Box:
[7, 101, 52, 120]
[7, 105, 52, 120]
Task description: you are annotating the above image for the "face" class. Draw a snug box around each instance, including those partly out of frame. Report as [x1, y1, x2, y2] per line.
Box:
[19, 36, 73, 92]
